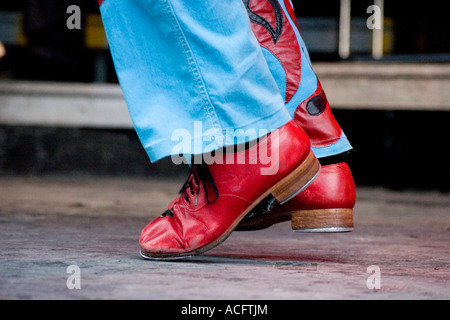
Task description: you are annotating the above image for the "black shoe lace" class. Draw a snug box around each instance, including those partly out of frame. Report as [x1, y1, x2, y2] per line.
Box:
[162, 161, 219, 217]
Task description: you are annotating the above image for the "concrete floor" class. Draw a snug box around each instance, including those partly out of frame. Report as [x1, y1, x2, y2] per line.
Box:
[0, 176, 449, 300]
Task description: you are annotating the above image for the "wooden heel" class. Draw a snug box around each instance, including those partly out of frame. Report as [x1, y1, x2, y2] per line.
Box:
[291, 208, 354, 232]
[271, 151, 320, 205]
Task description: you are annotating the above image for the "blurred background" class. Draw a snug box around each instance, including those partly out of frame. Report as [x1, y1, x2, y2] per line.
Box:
[0, 0, 449, 191]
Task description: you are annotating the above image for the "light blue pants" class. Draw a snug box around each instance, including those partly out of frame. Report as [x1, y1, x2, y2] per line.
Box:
[99, 0, 351, 162]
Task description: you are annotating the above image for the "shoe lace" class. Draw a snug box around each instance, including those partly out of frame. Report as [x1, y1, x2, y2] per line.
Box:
[162, 162, 219, 217]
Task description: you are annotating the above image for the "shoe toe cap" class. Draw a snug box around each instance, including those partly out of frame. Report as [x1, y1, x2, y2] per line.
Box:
[139, 216, 186, 254]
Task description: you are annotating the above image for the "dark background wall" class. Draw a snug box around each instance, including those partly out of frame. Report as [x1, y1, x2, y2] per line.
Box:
[1, 109, 449, 192]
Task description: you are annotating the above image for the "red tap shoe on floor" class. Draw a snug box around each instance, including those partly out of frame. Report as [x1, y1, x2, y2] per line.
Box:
[139, 121, 320, 259]
[237, 162, 356, 232]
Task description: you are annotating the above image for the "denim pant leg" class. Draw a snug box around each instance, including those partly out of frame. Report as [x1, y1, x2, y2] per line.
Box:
[99, 0, 291, 162]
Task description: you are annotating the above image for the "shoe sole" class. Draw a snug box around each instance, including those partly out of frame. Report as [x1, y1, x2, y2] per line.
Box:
[140, 150, 320, 260]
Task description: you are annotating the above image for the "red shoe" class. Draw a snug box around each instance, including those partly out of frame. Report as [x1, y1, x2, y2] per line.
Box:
[240, 0, 356, 232]
[139, 121, 320, 259]
[237, 162, 356, 232]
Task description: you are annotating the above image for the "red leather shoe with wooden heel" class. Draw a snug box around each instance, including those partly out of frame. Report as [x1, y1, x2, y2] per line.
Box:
[139, 121, 320, 260]
[238, 162, 356, 232]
